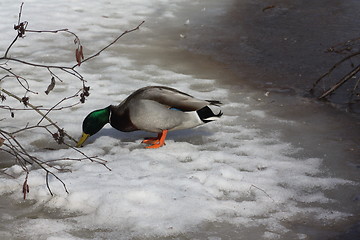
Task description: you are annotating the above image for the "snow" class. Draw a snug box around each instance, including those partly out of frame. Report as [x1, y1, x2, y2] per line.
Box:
[0, 0, 356, 239]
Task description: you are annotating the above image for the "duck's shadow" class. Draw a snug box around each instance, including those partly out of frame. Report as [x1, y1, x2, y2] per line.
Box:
[92, 127, 214, 146]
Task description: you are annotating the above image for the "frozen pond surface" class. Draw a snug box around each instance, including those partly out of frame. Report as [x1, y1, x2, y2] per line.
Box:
[1, 0, 359, 240]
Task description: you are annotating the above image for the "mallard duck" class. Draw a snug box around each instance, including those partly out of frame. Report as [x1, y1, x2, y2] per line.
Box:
[76, 86, 222, 148]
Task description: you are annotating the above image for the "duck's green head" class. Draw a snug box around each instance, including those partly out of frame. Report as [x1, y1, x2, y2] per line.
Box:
[76, 107, 111, 147]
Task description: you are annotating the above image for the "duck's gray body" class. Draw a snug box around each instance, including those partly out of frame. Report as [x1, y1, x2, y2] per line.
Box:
[109, 86, 222, 133]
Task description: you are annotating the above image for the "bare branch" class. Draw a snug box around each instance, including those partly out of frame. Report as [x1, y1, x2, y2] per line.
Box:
[4, 2, 25, 57]
[76, 20, 145, 67]
[311, 51, 360, 91]
[0, 87, 78, 143]
[37, 90, 81, 125]
[0, 66, 36, 94]
[1, 2, 141, 198]
[17, 2, 24, 26]
[318, 64, 360, 99]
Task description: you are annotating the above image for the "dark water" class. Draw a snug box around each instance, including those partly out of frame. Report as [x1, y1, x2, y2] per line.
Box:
[181, 0, 360, 114]
[176, 0, 360, 239]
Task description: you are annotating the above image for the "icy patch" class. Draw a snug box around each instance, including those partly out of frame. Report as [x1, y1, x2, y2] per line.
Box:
[0, 89, 353, 239]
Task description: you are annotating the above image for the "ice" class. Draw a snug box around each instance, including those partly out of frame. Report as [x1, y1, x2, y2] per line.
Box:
[0, 0, 357, 239]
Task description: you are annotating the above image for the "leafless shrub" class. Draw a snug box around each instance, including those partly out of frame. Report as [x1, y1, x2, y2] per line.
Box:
[0, 2, 144, 198]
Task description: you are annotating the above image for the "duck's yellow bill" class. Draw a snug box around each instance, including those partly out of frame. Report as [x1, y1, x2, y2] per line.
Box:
[76, 133, 90, 147]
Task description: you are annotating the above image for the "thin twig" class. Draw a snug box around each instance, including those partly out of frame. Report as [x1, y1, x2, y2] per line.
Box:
[63, 142, 111, 171]
[75, 20, 145, 67]
[4, 2, 25, 58]
[0, 87, 78, 143]
[326, 37, 360, 54]
[1, 130, 33, 166]
[310, 51, 360, 91]
[0, 57, 74, 71]
[319, 64, 360, 99]
[0, 169, 16, 179]
[37, 90, 81, 125]
[350, 77, 360, 99]
[0, 66, 36, 94]
[249, 184, 275, 202]
[10, 123, 54, 135]
[1, 129, 69, 196]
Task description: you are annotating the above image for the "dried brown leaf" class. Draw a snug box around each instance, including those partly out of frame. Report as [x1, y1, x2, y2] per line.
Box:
[21, 96, 29, 107]
[22, 180, 29, 199]
[75, 48, 82, 66]
[262, 5, 275, 12]
[45, 76, 56, 95]
[80, 45, 84, 60]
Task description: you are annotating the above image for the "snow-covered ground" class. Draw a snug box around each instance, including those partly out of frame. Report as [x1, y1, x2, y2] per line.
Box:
[0, 1, 358, 239]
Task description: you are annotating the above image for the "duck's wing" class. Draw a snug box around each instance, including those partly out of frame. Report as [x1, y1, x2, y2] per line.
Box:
[126, 86, 220, 111]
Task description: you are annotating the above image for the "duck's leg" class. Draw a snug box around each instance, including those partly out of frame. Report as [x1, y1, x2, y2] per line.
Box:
[142, 133, 162, 144]
[143, 130, 168, 149]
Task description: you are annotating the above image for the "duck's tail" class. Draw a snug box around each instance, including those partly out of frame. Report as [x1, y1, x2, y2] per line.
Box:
[197, 103, 223, 123]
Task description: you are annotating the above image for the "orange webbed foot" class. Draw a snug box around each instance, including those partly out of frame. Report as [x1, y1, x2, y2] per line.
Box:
[142, 137, 160, 144]
[143, 130, 168, 149]
[145, 141, 166, 149]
